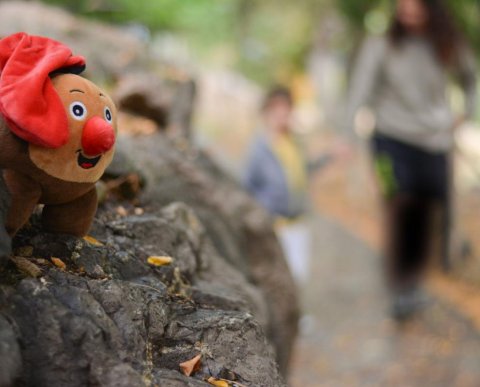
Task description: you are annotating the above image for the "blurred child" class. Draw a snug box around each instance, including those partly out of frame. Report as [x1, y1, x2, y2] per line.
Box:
[244, 86, 331, 283]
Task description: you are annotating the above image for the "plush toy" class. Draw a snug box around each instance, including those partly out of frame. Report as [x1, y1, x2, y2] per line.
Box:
[0, 32, 117, 237]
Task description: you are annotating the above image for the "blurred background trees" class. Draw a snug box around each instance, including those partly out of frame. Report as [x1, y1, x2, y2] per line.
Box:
[41, 0, 479, 85]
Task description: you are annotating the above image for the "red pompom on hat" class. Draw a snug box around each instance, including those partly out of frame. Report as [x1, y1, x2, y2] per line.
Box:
[0, 32, 86, 148]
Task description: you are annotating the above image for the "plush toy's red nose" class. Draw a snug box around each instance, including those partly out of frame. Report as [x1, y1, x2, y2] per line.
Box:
[81, 116, 115, 156]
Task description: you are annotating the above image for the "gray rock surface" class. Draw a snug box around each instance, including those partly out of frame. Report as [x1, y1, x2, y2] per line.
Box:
[113, 74, 197, 139]
[0, 201, 285, 386]
[114, 74, 174, 128]
[0, 315, 21, 387]
[117, 133, 300, 373]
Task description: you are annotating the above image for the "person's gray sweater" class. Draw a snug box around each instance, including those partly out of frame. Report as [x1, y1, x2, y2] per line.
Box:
[346, 35, 477, 152]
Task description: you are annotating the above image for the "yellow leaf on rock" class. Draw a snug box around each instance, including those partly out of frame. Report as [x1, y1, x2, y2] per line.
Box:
[206, 378, 229, 387]
[51, 257, 66, 270]
[206, 377, 247, 387]
[83, 235, 103, 246]
[147, 256, 173, 266]
[179, 354, 201, 376]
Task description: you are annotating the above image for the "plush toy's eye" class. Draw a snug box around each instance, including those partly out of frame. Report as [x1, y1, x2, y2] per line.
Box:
[104, 107, 113, 123]
[69, 101, 87, 120]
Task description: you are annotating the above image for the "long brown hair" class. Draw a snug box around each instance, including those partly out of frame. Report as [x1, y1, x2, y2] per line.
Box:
[389, 0, 462, 66]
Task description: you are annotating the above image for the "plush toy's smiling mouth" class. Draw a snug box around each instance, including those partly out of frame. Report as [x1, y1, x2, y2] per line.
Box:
[76, 150, 101, 169]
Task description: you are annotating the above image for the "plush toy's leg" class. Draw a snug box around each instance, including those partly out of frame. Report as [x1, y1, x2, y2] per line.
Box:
[0, 172, 11, 267]
[42, 188, 97, 236]
[3, 170, 41, 236]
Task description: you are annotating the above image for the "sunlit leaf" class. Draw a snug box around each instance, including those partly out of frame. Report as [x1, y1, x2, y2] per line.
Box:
[206, 377, 248, 387]
[51, 257, 66, 270]
[83, 235, 104, 246]
[206, 378, 229, 387]
[147, 256, 173, 266]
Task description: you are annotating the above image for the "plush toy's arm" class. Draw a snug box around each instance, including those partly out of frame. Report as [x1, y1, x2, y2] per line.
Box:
[41, 187, 97, 236]
[0, 117, 28, 170]
[3, 170, 42, 236]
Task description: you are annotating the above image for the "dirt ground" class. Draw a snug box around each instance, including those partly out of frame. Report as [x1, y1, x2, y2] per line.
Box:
[286, 141, 480, 386]
[288, 216, 480, 387]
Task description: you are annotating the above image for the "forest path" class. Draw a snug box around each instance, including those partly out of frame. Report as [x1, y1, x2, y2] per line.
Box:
[288, 215, 480, 387]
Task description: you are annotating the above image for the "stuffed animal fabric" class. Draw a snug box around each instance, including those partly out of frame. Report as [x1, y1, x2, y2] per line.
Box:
[0, 32, 117, 236]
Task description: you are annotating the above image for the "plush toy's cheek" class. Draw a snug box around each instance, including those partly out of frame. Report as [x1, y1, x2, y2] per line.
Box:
[28, 143, 115, 184]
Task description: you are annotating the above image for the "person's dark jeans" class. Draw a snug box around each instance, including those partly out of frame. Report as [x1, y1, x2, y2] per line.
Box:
[371, 133, 450, 289]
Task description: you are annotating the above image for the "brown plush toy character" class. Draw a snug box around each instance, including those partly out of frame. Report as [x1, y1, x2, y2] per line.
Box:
[0, 33, 117, 237]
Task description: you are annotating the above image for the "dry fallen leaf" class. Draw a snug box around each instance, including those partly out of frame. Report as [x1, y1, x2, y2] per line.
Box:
[83, 235, 103, 246]
[10, 256, 42, 278]
[179, 354, 201, 376]
[147, 256, 173, 266]
[51, 257, 66, 270]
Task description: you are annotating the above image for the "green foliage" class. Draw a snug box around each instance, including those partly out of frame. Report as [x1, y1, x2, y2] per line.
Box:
[43, 0, 237, 39]
[42, 0, 323, 84]
[41, 0, 479, 84]
[448, 0, 480, 56]
[234, 1, 319, 83]
[336, 0, 376, 30]
[336, 0, 480, 57]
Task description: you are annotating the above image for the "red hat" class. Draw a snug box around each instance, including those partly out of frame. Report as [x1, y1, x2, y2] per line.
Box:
[0, 32, 86, 148]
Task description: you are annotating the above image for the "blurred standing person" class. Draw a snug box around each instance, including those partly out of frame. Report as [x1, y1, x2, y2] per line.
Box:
[244, 86, 331, 284]
[345, 0, 477, 320]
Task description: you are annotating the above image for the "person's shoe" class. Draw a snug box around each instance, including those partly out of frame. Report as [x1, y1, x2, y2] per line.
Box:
[390, 286, 428, 322]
